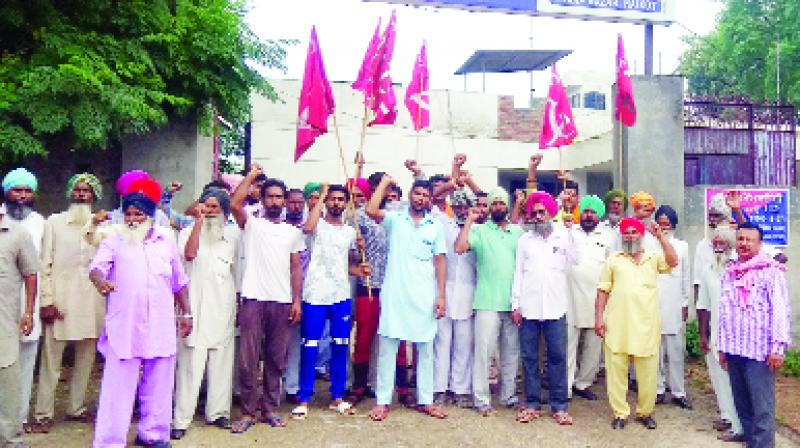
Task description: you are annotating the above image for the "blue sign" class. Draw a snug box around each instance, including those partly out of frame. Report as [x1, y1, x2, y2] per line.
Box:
[706, 188, 791, 246]
[548, 0, 662, 13]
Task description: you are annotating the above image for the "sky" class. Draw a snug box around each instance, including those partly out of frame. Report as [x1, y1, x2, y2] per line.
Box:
[247, 0, 723, 106]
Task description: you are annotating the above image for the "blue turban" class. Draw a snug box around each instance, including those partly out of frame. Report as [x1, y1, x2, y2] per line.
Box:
[122, 192, 156, 217]
[655, 205, 679, 228]
[199, 187, 231, 216]
[2, 168, 37, 193]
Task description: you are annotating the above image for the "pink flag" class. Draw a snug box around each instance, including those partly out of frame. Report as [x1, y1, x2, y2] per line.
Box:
[615, 33, 637, 127]
[352, 18, 381, 93]
[405, 42, 429, 131]
[295, 26, 335, 162]
[363, 11, 397, 126]
[539, 64, 577, 149]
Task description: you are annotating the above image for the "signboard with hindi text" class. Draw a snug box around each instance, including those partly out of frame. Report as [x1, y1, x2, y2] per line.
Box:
[705, 188, 790, 247]
[362, 0, 676, 25]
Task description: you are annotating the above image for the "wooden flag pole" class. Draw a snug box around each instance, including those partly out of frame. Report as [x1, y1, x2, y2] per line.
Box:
[332, 114, 373, 299]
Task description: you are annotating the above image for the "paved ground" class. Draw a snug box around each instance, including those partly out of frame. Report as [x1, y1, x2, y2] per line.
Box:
[24, 365, 799, 448]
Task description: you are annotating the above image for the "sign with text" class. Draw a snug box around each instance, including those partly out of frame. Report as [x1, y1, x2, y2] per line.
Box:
[363, 0, 675, 24]
[705, 188, 790, 246]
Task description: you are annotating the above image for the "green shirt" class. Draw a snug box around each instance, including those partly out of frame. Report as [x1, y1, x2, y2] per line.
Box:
[468, 222, 523, 312]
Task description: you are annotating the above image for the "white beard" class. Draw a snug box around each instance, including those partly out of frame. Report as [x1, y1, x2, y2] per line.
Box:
[122, 219, 153, 245]
[713, 251, 730, 274]
[201, 215, 225, 244]
[67, 203, 92, 225]
[623, 239, 643, 255]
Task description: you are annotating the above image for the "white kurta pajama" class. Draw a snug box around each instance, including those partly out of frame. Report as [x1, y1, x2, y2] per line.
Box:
[656, 236, 690, 398]
[567, 226, 612, 393]
[697, 256, 742, 434]
[173, 224, 240, 430]
[434, 220, 476, 395]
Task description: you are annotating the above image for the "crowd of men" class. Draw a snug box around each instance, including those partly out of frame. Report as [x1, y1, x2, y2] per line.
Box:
[0, 153, 790, 448]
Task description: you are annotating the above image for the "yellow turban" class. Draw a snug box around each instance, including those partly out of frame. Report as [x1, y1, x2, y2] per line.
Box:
[630, 191, 655, 209]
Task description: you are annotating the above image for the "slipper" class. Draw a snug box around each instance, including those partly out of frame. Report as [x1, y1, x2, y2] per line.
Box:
[230, 417, 257, 434]
[369, 405, 390, 422]
[416, 404, 448, 419]
[30, 417, 54, 434]
[262, 415, 286, 428]
[552, 411, 574, 426]
[291, 405, 309, 420]
[329, 401, 356, 415]
[516, 408, 540, 423]
[207, 417, 231, 429]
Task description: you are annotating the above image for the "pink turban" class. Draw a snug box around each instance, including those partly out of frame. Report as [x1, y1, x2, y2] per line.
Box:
[525, 191, 558, 217]
[115, 170, 149, 196]
[347, 178, 371, 201]
[619, 217, 645, 235]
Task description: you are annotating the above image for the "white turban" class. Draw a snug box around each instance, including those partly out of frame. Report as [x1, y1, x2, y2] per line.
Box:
[709, 193, 732, 220]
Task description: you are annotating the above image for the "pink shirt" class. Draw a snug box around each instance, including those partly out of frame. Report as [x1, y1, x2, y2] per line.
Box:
[89, 227, 189, 359]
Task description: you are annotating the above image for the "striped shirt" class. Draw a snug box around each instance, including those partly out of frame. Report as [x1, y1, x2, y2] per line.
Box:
[717, 256, 791, 361]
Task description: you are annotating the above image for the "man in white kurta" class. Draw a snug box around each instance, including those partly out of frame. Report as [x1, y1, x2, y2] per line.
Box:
[1, 168, 45, 430]
[172, 188, 240, 438]
[434, 190, 476, 407]
[34, 174, 105, 429]
[653, 206, 691, 408]
[567, 196, 612, 400]
[696, 226, 743, 440]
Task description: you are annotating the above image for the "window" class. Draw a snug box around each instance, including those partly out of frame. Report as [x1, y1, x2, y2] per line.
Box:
[570, 93, 581, 109]
[583, 91, 605, 110]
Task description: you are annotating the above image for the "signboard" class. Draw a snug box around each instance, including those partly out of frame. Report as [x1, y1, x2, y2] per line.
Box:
[362, 0, 676, 25]
[705, 188, 790, 247]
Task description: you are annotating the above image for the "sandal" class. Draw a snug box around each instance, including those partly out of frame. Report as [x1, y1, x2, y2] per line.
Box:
[22, 423, 34, 434]
[207, 417, 231, 429]
[329, 400, 356, 415]
[476, 405, 495, 417]
[65, 412, 94, 423]
[262, 415, 286, 428]
[230, 416, 257, 434]
[291, 405, 309, 420]
[417, 404, 448, 419]
[369, 405, 390, 422]
[30, 417, 54, 434]
[516, 408, 540, 423]
[552, 411, 574, 426]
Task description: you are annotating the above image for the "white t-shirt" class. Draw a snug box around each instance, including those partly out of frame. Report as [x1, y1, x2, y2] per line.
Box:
[303, 219, 356, 305]
[240, 217, 305, 303]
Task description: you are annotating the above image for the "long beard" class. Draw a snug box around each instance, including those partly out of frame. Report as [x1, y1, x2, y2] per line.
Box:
[606, 213, 621, 227]
[6, 201, 32, 220]
[532, 221, 553, 237]
[67, 203, 92, 225]
[201, 215, 225, 243]
[623, 239, 643, 255]
[713, 251, 730, 274]
[122, 219, 153, 245]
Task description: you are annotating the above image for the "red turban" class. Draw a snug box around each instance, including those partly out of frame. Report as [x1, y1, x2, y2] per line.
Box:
[127, 178, 162, 206]
[619, 217, 645, 235]
[525, 191, 558, 217]
[347, 178, 371, 201]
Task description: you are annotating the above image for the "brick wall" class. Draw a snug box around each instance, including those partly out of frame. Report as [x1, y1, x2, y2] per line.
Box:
[497, 95, 545, 143]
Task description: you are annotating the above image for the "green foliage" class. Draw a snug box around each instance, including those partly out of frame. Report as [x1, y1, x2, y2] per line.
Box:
[680, 0, 800, 105]
[685, 320, 702, 359]
[781, 349, 800, 377]
[218, 125, 244, 174]
[0, 0, 291, 161]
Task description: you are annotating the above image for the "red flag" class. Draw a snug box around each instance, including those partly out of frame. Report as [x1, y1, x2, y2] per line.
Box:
[359, 11, 397, 126]
[405, 42, 429, 131]
[295, 27, 335, 162]
[352, 18, 381, 93]
[615, 33, 637, 127]
[539, 64, 577, 149]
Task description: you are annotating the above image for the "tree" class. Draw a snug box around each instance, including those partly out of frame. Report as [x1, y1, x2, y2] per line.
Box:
[0, 0, 291, 160]
[680, 0, 800, 105]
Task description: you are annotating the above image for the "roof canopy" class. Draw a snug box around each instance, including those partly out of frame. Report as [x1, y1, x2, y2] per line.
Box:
[454, 49, 572, 75]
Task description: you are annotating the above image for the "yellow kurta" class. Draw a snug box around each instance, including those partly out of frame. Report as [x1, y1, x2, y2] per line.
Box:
[40, 212, 105, 341]
[597, 251, 672, 357]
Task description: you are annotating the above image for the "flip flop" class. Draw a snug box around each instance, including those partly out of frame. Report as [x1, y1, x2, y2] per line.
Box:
[230, 417, 257, 434]
[476, 405, 495, 417]
[369, 405, 390, 422]
[417, 404, 448, 419]
[516, 408, 540, 423]
[552, 411, 574, 426]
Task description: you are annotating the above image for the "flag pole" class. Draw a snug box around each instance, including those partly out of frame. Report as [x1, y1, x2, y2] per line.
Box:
[559, 146, 567, 189]
[332, 114, 373, 299]
[618, 122, 624, 188]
